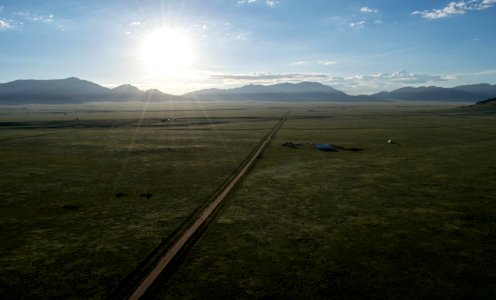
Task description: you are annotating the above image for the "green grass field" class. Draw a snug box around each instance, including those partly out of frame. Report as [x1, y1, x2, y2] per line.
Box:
[156, 104, 496, 299]
[1, 102, 495, 299]
[0, 102, 286, 299]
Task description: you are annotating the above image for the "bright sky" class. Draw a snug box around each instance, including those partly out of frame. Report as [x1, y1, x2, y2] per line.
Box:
[1, 0, 495, 95]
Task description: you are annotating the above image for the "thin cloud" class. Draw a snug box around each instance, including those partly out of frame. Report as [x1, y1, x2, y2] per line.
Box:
[344, 70, 456, 84]
[413, 0, 496, 19]
[290, 60, 337, 66]
[238, 0, 279, 7]
[360, 6, 378, 13]
[290, 61, 308, 66]
[238, 0, 256, 4]
[318, 60, 337, 65]
[349, 20, 366, 29]
[0, 19, 12, 30]
[210, 73, 329, 81]
[265, 0, 279, 7]
[0, 18, 18, 30]
[15, 11, 54, 23]
[464, 69, 496, 76]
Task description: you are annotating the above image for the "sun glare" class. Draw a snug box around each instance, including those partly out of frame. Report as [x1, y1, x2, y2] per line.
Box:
[140, 28, 194, 77]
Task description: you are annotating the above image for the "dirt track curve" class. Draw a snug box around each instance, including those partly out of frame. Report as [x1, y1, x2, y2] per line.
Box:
[127, 113, 289, 300]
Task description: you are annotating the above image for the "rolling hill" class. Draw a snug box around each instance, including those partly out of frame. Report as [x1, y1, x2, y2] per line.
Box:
[476, 97, 496, 106]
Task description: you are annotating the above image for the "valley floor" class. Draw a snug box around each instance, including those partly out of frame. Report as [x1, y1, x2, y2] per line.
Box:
[0, 102, 495, 299]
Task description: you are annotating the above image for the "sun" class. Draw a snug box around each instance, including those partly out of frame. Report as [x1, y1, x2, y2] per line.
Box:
[139, 28, 194, 77]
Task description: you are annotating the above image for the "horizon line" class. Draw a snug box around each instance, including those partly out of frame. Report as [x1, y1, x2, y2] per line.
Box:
[2, 76, 496, 97]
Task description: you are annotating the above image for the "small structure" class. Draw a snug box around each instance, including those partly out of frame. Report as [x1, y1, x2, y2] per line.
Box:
[314, 143, 336, 152]
[283, 142, 303, 148]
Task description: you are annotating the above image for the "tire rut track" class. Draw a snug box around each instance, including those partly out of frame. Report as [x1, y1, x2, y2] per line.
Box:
[113, 112, 289, 300]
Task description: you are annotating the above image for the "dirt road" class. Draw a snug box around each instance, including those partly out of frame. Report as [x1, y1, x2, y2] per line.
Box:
[127, 113, 288, 300]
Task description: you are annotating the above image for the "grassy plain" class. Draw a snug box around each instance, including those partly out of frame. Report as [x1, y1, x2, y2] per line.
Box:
[0, 102, 287, 299]
[1, 101, 495, 299]
[157, 104, 496, 299]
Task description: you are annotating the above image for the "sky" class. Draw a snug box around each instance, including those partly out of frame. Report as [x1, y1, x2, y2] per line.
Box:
[0, 0, 495, 95]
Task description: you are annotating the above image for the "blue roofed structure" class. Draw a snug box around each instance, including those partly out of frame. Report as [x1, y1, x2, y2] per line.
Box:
[314, 144, 336, 151]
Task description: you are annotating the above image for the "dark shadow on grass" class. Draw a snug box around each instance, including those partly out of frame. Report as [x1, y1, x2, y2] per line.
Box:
[62, 204, 79, 210]
[333, 145, 365, 152]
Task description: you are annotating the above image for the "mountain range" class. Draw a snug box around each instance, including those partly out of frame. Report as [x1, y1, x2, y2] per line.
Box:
[183, 82, 366, 101]
[0, 77, 182, 104]
[0, 77, 495, 104]
[371, 84, 496, 102]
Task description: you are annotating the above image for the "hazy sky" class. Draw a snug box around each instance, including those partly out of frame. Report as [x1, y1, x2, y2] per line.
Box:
[1, 0, 495, 94]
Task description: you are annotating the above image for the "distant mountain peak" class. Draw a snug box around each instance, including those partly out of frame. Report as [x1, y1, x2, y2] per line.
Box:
[296, 81, 325, 86]
[112, 84, 142, 93]
[0, 78, 182, 104]
[184, 81, 360, 101]
[145, 88, 163, 93]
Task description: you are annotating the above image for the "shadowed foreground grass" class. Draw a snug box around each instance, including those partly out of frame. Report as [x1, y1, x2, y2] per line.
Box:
[157, 106, 496, 299]
[0, 105, 283, 299]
